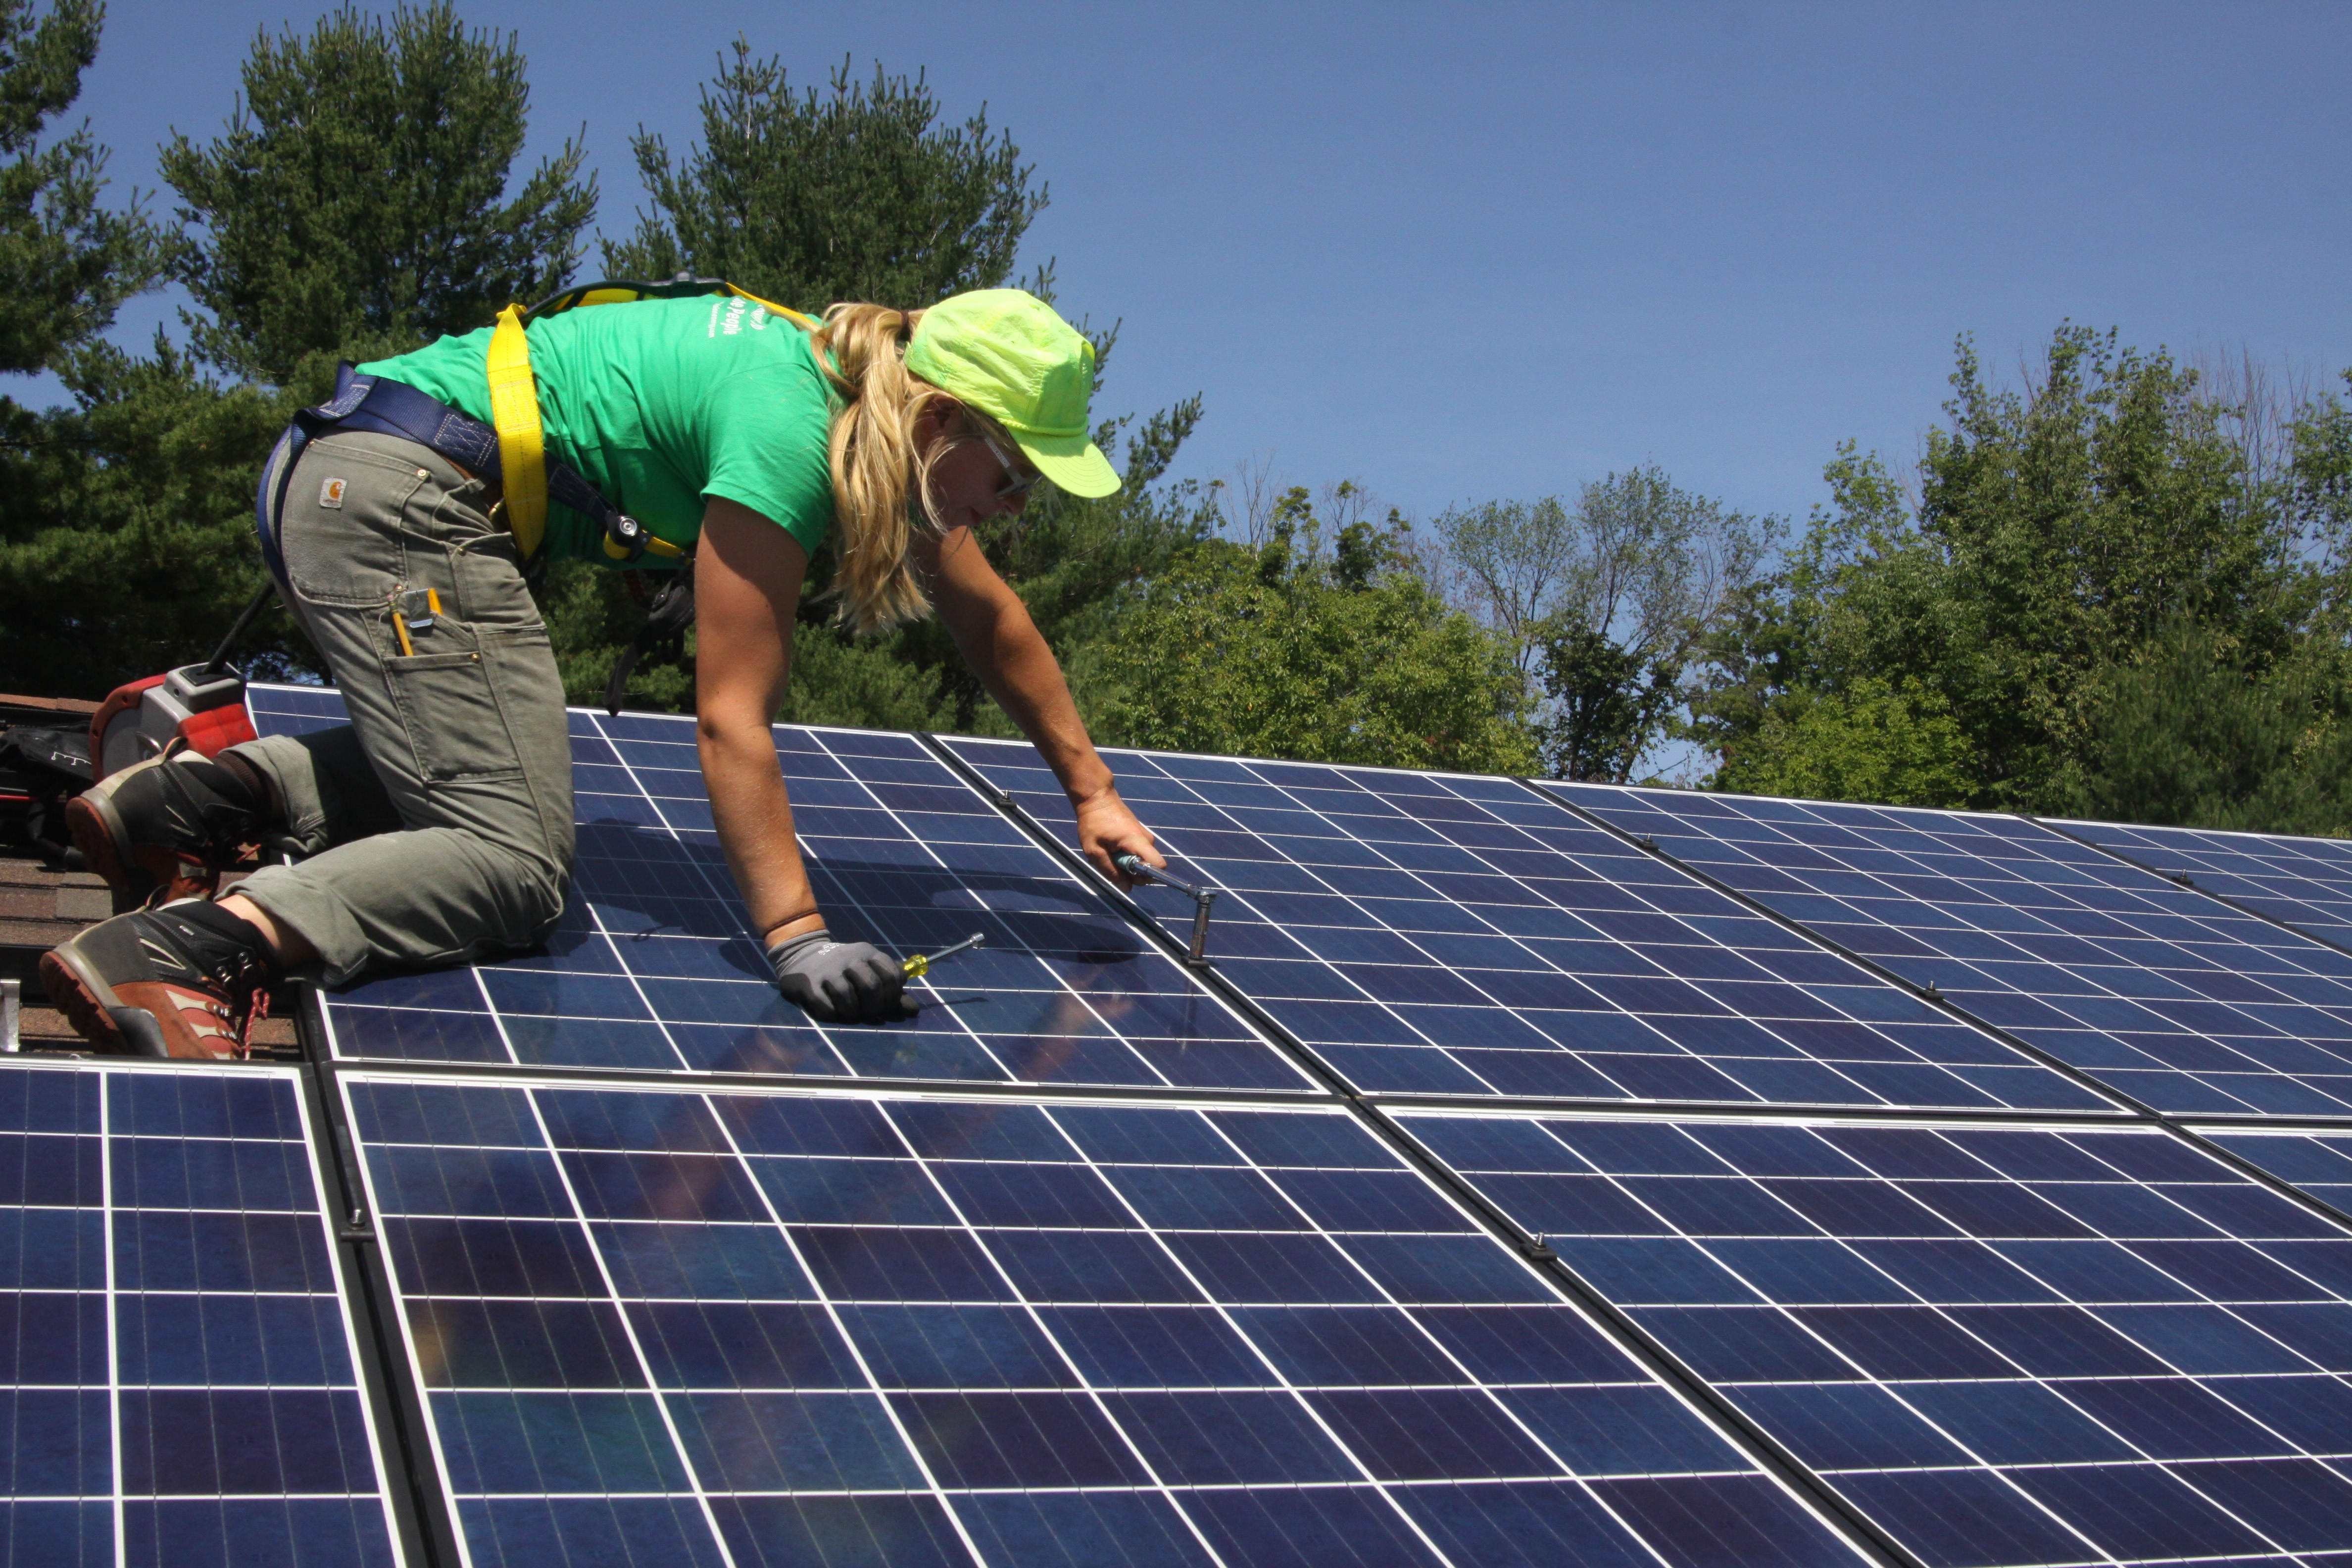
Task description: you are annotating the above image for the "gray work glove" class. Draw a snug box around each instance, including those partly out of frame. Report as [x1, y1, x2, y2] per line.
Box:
[768, 931, 917, 1024]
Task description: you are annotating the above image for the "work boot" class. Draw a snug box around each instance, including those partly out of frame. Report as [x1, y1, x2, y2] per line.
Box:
[66, 746, 272, 911]
[40, 900, 279, 1059]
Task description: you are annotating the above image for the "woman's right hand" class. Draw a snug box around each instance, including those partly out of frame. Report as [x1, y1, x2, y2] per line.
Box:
[1075, 786, 1164, 889]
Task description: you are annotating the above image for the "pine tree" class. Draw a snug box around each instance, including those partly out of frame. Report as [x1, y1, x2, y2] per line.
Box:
[0, 0, 158, 375]
[1, 2, 592, 696]
[161, 0, 594, 384]
[603, 44, 1042, 310]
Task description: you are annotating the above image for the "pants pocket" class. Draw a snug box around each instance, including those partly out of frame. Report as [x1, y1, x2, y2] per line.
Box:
[384, 622, 538, 782]
[281, 441, 428, 607]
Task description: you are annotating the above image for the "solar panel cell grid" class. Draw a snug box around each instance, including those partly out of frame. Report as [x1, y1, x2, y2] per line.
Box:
[1404, 1108, 2352, 1568]
[343, 1072, 1866, 1568]
[1552, 782, 2352, 1119]
[245, 690, 1307, 1093]
[2054, 817, 2352, 950]
[0, 1057, 401, 1567]
[243, 686, 2352, 1567]
[2201, 1128, 2352, 1224]
[942, 736, 2106, 1114]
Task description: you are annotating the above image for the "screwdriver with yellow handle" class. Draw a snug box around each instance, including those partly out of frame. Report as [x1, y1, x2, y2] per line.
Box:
[390, 587, 443, 657]
[902, 931, 985, 979]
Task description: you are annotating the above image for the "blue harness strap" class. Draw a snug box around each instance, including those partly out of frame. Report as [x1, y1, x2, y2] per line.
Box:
[252, 363, 669, 573]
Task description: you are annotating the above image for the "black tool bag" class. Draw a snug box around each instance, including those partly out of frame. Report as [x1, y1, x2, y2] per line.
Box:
[0, 726, 94, 863]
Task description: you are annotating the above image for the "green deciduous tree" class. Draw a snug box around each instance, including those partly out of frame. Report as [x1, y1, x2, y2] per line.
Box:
[161, 0, 594, 383]
[1690, 326, 2335, 820]
[1088, 493, 1532, 773]
[1436, 468, 1775, 783]
[1724, 677, 1977, 809]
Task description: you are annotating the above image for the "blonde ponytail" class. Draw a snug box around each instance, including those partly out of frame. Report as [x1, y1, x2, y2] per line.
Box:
[807, 301, 964, 634]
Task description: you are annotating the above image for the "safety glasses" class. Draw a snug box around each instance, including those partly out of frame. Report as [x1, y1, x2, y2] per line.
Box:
[977, 429, 1040, 503]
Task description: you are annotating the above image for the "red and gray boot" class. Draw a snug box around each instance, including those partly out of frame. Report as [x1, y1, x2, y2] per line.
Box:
[40, 900, 279, 1059]
[65, 746, 272, 911]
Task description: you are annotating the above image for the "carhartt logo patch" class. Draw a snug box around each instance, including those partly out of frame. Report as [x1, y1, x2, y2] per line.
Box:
[319, 477, 347, 509]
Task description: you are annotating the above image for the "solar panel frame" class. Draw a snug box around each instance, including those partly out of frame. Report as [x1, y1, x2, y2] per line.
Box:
[234, 686, 2352, 1567]
[2046, 816, 2352, 953]
[1545, 780, 2352, 1121]
[937, 734, 2113, 1117]
[0, 1054, 411, 1567]
[337, 1067, 1879, 1568]
[245, 686, 1312, 1096]
[2196, 1124, 2352, 1227]
[1398, 1103, 2352, 1568]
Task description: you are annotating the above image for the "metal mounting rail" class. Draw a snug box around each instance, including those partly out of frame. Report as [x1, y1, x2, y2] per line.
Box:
[1513, 777, 2352, 1240]
[918, 732, 1931, 1568]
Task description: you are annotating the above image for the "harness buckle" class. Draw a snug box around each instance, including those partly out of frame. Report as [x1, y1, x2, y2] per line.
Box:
[610, 513, 649, 562]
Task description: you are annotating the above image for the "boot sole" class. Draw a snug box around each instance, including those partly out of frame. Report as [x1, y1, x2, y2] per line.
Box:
[66, 780, 155, 911]
[37, 946, 160, 1056]
[66, 799, 147, 907]
[67, 754, 240, 913]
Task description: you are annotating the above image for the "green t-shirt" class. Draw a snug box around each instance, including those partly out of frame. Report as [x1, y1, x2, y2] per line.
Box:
[358, 294, 835, 565]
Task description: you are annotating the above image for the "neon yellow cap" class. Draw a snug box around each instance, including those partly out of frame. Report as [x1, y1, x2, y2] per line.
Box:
[905, 290, 1123, 499]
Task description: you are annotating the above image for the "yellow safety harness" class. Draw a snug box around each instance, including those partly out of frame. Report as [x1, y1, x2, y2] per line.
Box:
[488, 277, 820, 563]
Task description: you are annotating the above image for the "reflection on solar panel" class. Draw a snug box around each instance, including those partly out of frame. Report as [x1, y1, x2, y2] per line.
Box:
[942, 737, 2105, 1113]
[1550, 783, 2352, 1119]
[226, 685, 2352, 1568]
[246, 687, 1306, 1093]
[1404, 1109, 2352, 1568]
[2201, 1127, 2352, 1221]
[0, 1057, 402, 1566]
[340, 1071, 1865, 1568]
[2054, 817, 2352, 950]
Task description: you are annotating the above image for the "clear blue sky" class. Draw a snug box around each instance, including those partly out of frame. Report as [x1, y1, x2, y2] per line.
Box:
[41, 0, 2352, 529]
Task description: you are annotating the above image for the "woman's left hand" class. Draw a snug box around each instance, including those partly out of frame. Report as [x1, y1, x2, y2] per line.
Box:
[1074, 787, 1163, 889]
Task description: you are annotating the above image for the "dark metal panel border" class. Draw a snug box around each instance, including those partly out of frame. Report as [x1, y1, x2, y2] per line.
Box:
[920, 732, 1927, 1568]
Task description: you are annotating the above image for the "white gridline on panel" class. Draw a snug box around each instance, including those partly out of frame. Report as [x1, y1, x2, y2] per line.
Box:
[340, 1072, 1871, 1568]
[947, 735, 2102, 1114]
[1548, 781, 2352, 1120]
[2050, 817, 2352, 946]
[0, 1059, 409, 1564]
[1404, 1106, 2352, 1568]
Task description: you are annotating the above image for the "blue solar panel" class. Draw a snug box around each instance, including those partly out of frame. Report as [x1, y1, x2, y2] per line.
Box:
[1551, 783, 2352, 1119]
[2200, 1127, 2352, 1220]
[0, 1056, 403, 1566]
[340, 1070, 1867, 1568]
[2053, 817, 2352, 950]
[245, 687, 1308, 1093]
[1402, 1108, 2352, 1568]
[233, 687, 2352, 1567]
[940, 736, 2107, 1114]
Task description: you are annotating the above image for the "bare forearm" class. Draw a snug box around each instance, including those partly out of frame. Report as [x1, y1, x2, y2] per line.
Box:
[961, 596, 1115, 803]
[698, 717, 818, 935]
[928, 529, 1161, 882]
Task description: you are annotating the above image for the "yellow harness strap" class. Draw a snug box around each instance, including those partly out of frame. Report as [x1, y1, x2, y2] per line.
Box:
[728, 285, 820, 330]
[485, 304, 549, 559]
[486, 279, 808, 564]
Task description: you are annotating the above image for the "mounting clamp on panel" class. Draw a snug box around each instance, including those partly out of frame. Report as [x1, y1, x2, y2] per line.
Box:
[1115, 853, 1220, 969]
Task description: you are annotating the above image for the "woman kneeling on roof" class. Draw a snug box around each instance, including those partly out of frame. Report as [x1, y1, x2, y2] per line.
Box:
[42, 287, 1165, 1057]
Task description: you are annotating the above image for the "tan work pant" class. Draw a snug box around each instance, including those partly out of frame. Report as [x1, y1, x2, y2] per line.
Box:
[229, 430, 575, 987]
